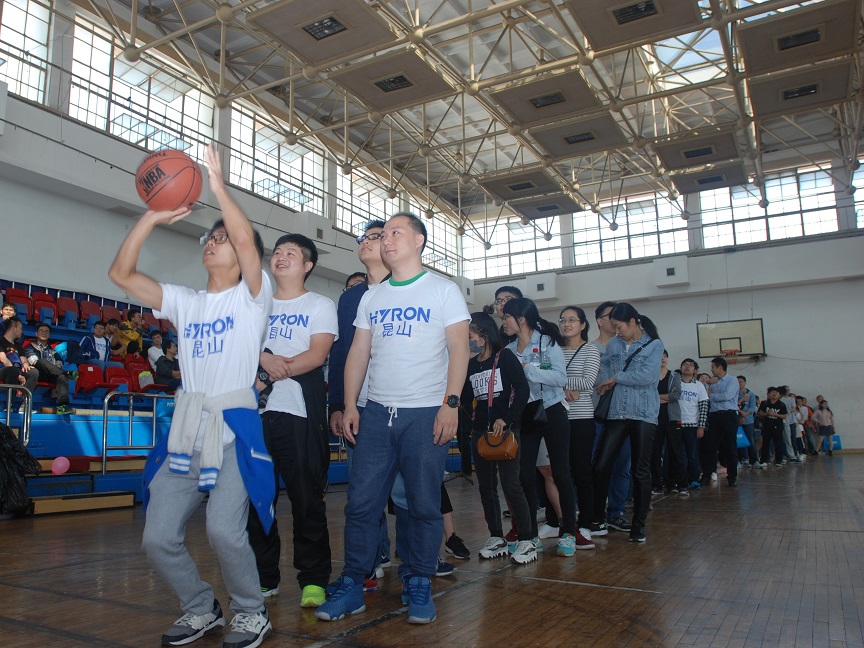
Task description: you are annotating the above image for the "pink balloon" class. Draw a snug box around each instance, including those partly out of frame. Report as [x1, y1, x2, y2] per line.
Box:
[51, 456, 70, 475]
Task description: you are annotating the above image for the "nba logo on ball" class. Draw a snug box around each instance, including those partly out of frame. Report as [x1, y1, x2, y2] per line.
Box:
[135, 149, 203, 211]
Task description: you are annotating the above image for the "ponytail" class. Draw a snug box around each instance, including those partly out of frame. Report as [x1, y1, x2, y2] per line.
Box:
[537, 317, 566, 347]
[609, 302, 660, 340]
[637, 314, 659, 340]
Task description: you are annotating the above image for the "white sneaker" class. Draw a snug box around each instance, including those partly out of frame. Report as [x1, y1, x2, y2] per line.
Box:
[223, 611, 272, 648]
[479, 536, 508, 559]
[509, 540, 538, 565]
[710, 472, 717, 482]
[375, 564, 385, 579]
[537, 523, 560, 539]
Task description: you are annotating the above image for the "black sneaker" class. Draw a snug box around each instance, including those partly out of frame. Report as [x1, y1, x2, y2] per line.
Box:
[587, 521, 608, 537]
[444, 533, 470, 560]
[161, 600, 225, 646]
[607, 516, 632, 532]
[629, 530, 646, 543]
[222, 610, 272, 648]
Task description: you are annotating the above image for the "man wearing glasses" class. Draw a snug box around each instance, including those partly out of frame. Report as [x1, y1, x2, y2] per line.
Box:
[492, 286, 522, 344]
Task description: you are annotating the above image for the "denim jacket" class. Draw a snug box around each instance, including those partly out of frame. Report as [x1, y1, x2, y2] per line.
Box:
[600, 333, 664, 425]
[506, 330, 566, 410]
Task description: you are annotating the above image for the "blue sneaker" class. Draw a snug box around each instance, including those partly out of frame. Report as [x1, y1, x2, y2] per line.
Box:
[434, 556, 456, 577]
[689, 480, 702, 491]
[406, 577, 436, 624]
[400, 572, 412, 605]
[314, 576, 365, 621]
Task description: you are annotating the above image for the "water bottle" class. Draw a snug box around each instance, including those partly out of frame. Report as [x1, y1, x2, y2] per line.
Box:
[540, 349, 552, 370]
[530, 347, 541, 367]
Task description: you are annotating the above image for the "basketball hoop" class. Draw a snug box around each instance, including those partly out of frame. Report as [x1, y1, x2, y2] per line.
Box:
[721, 349, 739, 365]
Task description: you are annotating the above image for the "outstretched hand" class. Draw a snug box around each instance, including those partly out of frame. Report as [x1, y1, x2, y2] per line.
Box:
[203, 143, 225, 193]
[143, 207, 192, 226]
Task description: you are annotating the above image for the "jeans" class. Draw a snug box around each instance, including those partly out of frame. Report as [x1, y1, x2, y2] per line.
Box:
[142, 442, 264, 615]
[593, 419, 656, 533]
[343, 401, 448, 581]
[681, 426, 701, 483]
[519, 401, 575, 536]
[568, 418, 595, 528]
[473, 428, 532, 540]
[703, 411, 739, 483]
[247, 411, 331, 591]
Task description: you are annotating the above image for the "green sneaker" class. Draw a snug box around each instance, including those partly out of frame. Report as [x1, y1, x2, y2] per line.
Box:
[300, 584, 326, 608]
[56, 405, 70, 415]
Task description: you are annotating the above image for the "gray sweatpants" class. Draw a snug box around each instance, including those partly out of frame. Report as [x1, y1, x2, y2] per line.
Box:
[142, 442, 265, 616]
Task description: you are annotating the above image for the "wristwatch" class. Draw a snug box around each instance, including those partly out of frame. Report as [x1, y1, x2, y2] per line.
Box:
[444, 394, 460, 408]
[257, 369, 273, 386]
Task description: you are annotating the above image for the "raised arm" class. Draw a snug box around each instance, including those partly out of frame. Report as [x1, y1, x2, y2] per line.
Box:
[108, 208, 191, 310]
[203, 144, 262, 297]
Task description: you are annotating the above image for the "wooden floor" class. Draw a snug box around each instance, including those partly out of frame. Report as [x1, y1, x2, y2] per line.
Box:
[3, 453, 864, 648]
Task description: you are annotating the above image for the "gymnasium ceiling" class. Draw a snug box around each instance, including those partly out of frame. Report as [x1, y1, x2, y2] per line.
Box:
[80, 0, 864, 230]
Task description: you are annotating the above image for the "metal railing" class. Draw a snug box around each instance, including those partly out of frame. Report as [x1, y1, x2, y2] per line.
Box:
[100, 390, 174, 475]
[0, 385, 33, 446]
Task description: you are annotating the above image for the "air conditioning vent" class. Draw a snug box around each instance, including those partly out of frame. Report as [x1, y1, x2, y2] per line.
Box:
[696, 175, 726, 186]
[529, 91, 565, 109]
[302, 16, 347, 41]
[375, 75, 413, 92]
[611, 1, 659, 26]
[507, 181, 537, 192]
[536, 203, 560, 212]
[564, 131, 596, 144]
[782, 84, 818, 101]
[776, 28, 821, 52]
[683, 145, 715, 159]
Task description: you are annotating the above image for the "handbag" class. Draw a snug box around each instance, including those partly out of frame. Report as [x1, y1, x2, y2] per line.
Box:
[476, 352, 519, 461]
[736, 426, 750, 449]
[594, 340, 654, 424]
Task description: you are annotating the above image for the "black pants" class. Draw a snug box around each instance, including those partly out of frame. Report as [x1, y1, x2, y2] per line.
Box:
[458, 409, 473, 474]
[519, 401, 575, 537]
[650, 410, 669, 488]
[472, 429, 532, 540]
[592, 419, 656, 534]
[34, 360, 69, 405]
[702, 410, 739, 483]
[568, 417, 595, 528]
[760, 425, 786, 464]
[1, 365, 38, 397]
[247, 410, 331, 590]
[664, 422, 688, 490]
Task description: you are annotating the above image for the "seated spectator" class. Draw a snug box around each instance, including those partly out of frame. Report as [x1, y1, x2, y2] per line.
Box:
[115, 309, 145, 357]
[0, 303, 16, 336]
[79, 320, 114, 369]
[147, 331, 164, 372]
[0, 317, 39, 406]
[154, 339, 181, 391]
[105, 318, 123, 358]
[23, 323, 71, 415]
[125, 340, 144, 366]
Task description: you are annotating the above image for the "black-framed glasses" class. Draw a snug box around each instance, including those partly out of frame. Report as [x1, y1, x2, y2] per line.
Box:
[356, 232, 383, 244]
[201, 233, 229, 245]
[494, 296, 514, 305]
[597, 311, 612, 320]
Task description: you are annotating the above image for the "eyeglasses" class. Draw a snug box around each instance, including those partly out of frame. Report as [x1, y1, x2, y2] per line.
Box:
[356, 232, 383, 244]
[558, 317, 582, 325]
[343, 280, 366, 292]
[494, 296, 514, 305]
[202, 233, 229, 245]
[597, 312, 612, 320]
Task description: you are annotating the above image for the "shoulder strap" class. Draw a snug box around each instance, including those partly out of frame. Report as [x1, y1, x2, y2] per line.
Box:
[621, 339, 655, 373]
[487, 352, 501, 408]
[564, 344, 583, 371]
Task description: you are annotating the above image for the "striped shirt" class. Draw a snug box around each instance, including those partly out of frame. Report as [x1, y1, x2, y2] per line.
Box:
[562, 343, 601, 420]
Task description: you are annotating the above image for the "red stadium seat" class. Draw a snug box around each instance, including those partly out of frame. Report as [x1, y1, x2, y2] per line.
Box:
[74, 364, 112, 395]
[102, 305, 122, 323]
[105, 367, 131, 389]
[79, 301, 102, 328]
[32, 293, 57, 324]
[57, 297, 79, 328]
[3, 288, 32, 321]
[142, 312, 160, 334]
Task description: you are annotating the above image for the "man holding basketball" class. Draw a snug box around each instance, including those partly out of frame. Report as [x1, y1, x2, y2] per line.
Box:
[109, 144, 275, 648]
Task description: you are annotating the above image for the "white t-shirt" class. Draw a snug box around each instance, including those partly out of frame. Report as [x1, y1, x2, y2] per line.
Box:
[148, 345, 164, 372]
[263, 291, 338, 417]
[155, 272, 272, 448]
[679, 379, 708, 426]
[93, 336, 109, 362]
[354, 272, 469, 408]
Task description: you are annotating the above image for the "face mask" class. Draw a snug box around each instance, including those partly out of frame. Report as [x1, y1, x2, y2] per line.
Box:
[469, 339, 484, 357]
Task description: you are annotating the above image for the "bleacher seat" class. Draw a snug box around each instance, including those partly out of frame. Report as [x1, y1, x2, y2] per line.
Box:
[57, 297, 79, 328]
[4, 288, 33, 321]
[105, 366, 131, 390]
[74, 364, 111, 396]
[142, 312, 161, 335]
[31, 292, 57, 324]
[79, 301, 101, 329]
[102, 305, 122, 323]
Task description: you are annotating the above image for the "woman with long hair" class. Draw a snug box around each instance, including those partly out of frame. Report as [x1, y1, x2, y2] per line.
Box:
[501, 298, 593, 555]
[812, 399, 836, 456]
[592, 302, 664, 543]
[464, 312, 535, 564]
[558, 305, 602, 535]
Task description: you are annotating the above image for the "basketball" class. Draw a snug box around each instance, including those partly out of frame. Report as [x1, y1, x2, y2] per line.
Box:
[135, 149, 203, 211]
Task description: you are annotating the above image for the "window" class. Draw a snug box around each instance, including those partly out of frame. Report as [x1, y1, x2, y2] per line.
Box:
[335, 167, 398, 234]
[0, 0, 51, 101]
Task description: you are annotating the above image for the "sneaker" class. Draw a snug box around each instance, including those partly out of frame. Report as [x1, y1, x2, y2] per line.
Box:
[537, 523, 560, 539]
[479, 536, 508, 559]
[406, 577, 436, 624]
[434, 556, 456, 577]
[374, 565, 385, 579]
[651, 486, 664, 495]
[444, 533, 470, 560]
[314, 576, 365, 621]
[607, 516, 632, 532]
[754, 462, 767, 470]
[260, 586, 279, 599]
[379, 555, 392, 569]
[790, 458, 804, 464]
[510, 540, 538, 565]
[629, 530, 646, 543]
[222, 610, 272, 648]
[400, 573, 412, 605]
[161, 600, 225, 646]
[300, 585, 325, 608]
[677, 488, 690, 497]
[575, 528, 596, 550]
[587, 521, 608, 537]
[56, 404, 70, 415]
[689, 481, 702, 491]
[557, 533, 577, 556]
[710, 472, 718, 482]
[727, 479, 738, 487]
[363, 576, 379, 591]
[502, 509, 511, 518]
[531, 537, 543, 552]
[774, 463, 783, 467]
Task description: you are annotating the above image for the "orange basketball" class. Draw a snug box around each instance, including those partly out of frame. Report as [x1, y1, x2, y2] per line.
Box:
[135, 149, 203, 211]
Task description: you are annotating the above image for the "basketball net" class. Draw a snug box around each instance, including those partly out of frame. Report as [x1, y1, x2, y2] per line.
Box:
[721, 349, 739, 365]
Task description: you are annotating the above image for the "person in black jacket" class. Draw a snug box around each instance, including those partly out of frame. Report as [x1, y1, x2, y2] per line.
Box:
[154, 339, 182, 391]
[465, 312, 534, 564]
